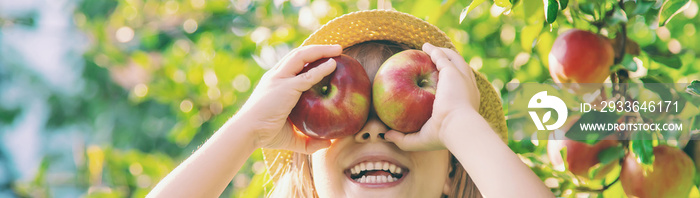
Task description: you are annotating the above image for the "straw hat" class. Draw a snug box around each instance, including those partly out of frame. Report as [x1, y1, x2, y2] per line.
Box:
[263, 9, 507, 183]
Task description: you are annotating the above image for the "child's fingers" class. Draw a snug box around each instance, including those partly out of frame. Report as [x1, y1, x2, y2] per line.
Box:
[293, 59, 336, 91]
[438, 47, 471, 77]
[424, 43, 480, 109]
[384, 130, 423, 151]
[423, 43, 456, 71]
[385, 119, 443, 151]
[279, 45, 342, 76]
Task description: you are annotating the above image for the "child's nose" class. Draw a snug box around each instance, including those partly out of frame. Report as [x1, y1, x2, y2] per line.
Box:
[354, 118, 389, 143]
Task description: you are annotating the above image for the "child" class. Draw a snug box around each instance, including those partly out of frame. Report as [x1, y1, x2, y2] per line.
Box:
[149, 10, 553, 198]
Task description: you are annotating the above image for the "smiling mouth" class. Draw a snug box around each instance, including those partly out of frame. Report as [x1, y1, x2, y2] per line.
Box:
[345, 161, 407, 184]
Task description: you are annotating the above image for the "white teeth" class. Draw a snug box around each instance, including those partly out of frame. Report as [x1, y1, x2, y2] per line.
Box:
[349, 161, 405, 183]
[355, 175, 398, 184]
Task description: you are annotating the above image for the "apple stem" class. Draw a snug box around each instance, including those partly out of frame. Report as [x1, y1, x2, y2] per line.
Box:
[321, 85, 329, 95]
[612, 0, 627, 65]
[574, 175, 619, 193]
[418, 78, 429, 88]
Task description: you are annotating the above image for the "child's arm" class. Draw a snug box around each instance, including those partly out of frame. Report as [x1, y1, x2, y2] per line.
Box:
[386, 43, 554, 198]
[148, 45, 341, 198]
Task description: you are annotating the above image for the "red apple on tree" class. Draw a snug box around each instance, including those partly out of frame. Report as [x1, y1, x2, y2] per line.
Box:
[548, 116, 621, 180]
[289, 55, 371, 139]
[549, 29, 614, 93]
[620, 145, 696, 198]
[548, 136, 620, 180]
[372, 50, 437, 133]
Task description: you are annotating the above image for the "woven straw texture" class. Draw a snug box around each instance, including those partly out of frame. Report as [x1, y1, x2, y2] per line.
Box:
[263, 9, 508, 183]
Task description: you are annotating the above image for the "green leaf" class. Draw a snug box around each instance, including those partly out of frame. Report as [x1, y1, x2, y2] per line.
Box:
[598, 145, 625, 164]
[642, 45, 683, 69]
[630, 133, 654, 165]
[620, 54, 638, 72]
[649, 54, 683, 69]
[659, 0, 692, 26]
[544, 0, 560, 24]
[606, 7, 629, 25]
[0, 107, 20, 124]
[510, 0, 521, 6]
[633, 0, 655, 15]
[579, 3, 596, 16]
[565, 111, 622, 145]
[558, 0, 568, 10]
[687, 80, 700, 96]
[588, 147, 623, 179]
[640, 78, 674, 101]
[460, 0, 486, 24]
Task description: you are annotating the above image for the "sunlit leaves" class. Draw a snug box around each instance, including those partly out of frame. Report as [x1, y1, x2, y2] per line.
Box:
[544, 0, 559, 24]
[521, 24, 544, 51]
[659, 0, 692, 26]
[605, 6, 628, 26]
[687, 80, 700, 96]
[558, 0, 568, 10]
[565, 111, 622, 145]
[460, 0, 486, 23]
[410, 0, 441, 23]
[523, 0, 545, 25]
[631, 133, 655, 165]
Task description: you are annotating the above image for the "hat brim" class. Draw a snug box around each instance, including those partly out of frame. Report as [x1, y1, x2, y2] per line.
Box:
[302, 10, 455, 50]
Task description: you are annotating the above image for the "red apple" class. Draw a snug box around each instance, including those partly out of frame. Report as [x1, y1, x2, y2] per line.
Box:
[548, 136, 620, 180]
[620, 145, 696, 198]
[289, 55, 371, 139]
[549, 29, 614, 93]
[548, 116, 621, 179]
[372, 49, 437, 133]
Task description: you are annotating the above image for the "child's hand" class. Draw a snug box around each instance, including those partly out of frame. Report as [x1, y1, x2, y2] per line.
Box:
[236, 45, 341, 154]
[385, 43, 481, 151]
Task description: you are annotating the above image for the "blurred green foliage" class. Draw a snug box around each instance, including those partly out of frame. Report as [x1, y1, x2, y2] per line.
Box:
[1, 0, 699, 197]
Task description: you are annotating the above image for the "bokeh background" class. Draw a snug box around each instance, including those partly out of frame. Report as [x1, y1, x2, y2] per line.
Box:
[0, 0, 698, 197]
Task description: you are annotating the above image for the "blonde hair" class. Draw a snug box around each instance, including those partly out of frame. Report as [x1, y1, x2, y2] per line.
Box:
[268, 41, 482, 198]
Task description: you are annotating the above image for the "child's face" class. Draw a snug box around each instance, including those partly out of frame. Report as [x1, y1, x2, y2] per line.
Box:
[308, 44, 450, 197]
[310, 115, 451, 197]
